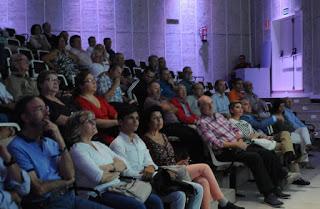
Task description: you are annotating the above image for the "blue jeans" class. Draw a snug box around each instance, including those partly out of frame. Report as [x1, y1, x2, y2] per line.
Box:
[185, 181, 203, 209]
[161, 191, 186, 209]
[46, 191, 111, 209]
[98, 191, 164, 209]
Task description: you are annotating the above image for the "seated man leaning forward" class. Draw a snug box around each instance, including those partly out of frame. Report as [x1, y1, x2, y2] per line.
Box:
[196, 96, 290, 207]
[8, 96, 111, 209]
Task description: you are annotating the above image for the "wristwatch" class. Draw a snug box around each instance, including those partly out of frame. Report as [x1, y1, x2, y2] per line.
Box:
[4, 156, 16, 167]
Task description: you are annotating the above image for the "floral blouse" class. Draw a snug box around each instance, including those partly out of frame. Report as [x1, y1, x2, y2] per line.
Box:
[142, 134, 176, 166]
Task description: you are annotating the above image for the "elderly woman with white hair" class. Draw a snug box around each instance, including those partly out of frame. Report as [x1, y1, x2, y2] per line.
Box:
[66, 111, 164, 209]
[4, 54, 38, 101]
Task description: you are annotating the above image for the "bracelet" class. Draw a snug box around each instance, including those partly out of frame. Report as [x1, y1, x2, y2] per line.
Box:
[59, 147, 68, 154]
[4, 156, 16, 167]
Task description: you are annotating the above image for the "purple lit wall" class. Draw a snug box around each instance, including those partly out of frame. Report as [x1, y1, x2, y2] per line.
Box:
[251, 0, 320, 96]
[0, 0, 251, 83]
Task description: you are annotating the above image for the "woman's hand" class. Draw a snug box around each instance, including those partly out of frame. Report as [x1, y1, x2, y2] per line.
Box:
[113, 158, 127, 172]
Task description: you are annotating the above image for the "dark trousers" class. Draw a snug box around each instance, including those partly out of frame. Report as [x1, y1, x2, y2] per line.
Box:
[162, 123, 205, 163]
[216, 144, 287, 196]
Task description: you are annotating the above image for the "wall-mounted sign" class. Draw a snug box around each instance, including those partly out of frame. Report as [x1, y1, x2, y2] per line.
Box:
[283, 8, 289, 15]
[166, 19, 179, 24]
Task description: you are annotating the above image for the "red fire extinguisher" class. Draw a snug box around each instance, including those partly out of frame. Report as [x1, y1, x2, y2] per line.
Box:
[200, 26, 208, 42]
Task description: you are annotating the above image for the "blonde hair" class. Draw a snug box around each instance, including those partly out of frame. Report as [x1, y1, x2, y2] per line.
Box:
[64, 111, 95, 146]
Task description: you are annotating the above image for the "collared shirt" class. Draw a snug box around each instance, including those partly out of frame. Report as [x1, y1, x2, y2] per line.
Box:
[159, 80, 176, 99]
[110, 132, 157, 178]
[186, 95, 201, 116]
[70, 141, 124, 198]
[8, 136, 61, 200]
[0, 158, 30, 209]
[97, 74, 123, 103]
[197, 113, 242, 149]
[212, 93, 230, 114]
[8, 136, 61, 180]
[241, 113, 277, 134]
[89, 63, 109, 79]
[284, 108, 305, 129]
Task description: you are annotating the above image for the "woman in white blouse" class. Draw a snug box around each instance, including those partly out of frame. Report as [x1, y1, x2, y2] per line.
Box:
[66, 111, 164, 209]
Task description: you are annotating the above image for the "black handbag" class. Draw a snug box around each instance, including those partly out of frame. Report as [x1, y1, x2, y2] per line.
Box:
[151, 168, 196, 197]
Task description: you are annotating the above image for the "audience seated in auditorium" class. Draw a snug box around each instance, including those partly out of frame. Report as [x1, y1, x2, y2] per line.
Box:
[243, 81, 270, 119]
[89, 49, 109, 79]
[86, 36, 96, 56]
[142, 105, 244, 209]
[148, 55, 159, 75]
[159, 68, 177, 99]
[4, 54, 39, 101]
[42, 22, 56, 47]
[186, 83, 204, 116]
[230, 100, 310, 185]
[179, 66, 194, 95]
[271, 99, 313, 168]
[144, 81, 204, 163]
[170, 84, 198, 126]
[158, 57, 167, 72]
[129, 68, 156, 106]
[197, 95, 290, 207]
[97, 65, 123, 103]
[29, 24, 51, 51]
[212, 79, 231, 118]
[228, 78, 245, 102]
[103, 38, 115, 61]
[37, 71, 79, 134]
[42, 35, 78, 82]
[8, 96, 109, 209]
[74, 71, 118, 144]
[69, 35, 92, 68]
[0, 141, 30, 209]
[66, 111, 164, 209]
[110, 104, 201, 209]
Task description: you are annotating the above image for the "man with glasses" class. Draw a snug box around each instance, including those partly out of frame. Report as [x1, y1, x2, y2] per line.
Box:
[8, 96, 112, 209]
[4, 54, 39, 101]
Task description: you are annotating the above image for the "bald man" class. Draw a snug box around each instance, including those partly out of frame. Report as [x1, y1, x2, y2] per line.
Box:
[197, 96, 289, 207]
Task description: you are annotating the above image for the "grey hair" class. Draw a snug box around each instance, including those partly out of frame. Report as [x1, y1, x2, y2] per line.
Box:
[10, 54, 28, 72]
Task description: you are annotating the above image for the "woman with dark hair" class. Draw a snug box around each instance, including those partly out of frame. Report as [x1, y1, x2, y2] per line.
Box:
[66, 111, 164, 209]
[29, 24, 51, 50]
[141, 105, 244, 209]
[74, 71, 118, 144]
[42, 35, 78, 82]
[37, 70, 78, 129]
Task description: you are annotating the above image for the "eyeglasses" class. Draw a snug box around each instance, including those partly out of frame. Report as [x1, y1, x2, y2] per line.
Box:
[84, 78, 96, 84]
[45, 77, 60, 83]
[32, 105, 49, 113]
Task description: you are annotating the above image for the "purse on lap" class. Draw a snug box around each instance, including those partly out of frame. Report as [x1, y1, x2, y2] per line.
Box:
[108, 179, 152, 202]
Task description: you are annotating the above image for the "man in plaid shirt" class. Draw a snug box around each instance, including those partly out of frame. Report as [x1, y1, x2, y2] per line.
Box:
[197, 96, 289, 207]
